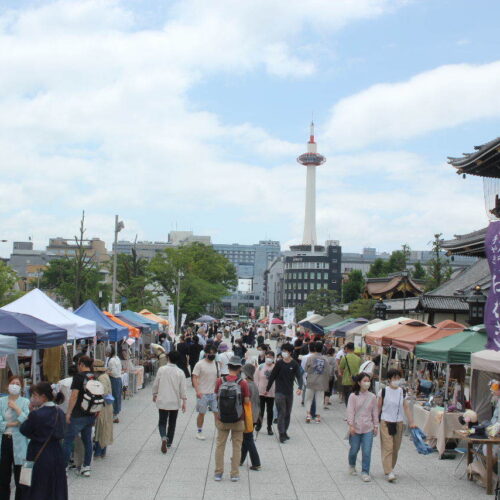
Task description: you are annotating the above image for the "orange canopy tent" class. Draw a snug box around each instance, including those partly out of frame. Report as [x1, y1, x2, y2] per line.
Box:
[139, 309, 169, 326]
[365, 319, 429, 347]
[104, 311, 140, 338]
[391, 320, 465, 352]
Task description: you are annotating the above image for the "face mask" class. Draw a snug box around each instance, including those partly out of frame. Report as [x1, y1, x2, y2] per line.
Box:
[390, 380, 401, 388]
[8, 384, 21, 396]
[282, 352, 290, 360]
[207, 354, 216, 361]
[361, 381, 371, 390]
[265, 358, 274, 364]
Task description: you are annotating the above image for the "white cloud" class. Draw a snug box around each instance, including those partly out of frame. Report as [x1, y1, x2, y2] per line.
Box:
[324, 61, 500, 150]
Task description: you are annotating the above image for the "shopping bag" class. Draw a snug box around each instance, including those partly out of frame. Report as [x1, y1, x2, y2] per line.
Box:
[20, 461, 34, 486]
[243, 401, 253, 433]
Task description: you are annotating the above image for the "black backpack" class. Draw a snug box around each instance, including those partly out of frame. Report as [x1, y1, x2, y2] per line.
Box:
[217, 376, 243, 423]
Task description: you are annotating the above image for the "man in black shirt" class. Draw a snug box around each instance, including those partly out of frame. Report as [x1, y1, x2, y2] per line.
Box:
[63, 356, 97, 477]
[266, 343, 303, 443]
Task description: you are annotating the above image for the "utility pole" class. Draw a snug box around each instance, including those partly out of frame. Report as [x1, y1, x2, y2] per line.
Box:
[112, 215, 124, 314]
[176, 269, 183, 335]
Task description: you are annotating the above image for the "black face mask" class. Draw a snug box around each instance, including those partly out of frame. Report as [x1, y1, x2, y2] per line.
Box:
[207, 354, 216, 361]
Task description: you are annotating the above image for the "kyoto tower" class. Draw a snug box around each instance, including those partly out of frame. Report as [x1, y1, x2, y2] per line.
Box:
[297, 122, 326, 247]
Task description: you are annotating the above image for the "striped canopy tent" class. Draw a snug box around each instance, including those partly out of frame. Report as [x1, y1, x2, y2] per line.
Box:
[103, 311, 140, 338]
[365, 319, 429, 347]
[139, 309, 169, 326]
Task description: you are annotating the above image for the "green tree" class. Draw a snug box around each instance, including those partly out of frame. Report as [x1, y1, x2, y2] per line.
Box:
[237, 304, 248, 317]
[367, 258, 388, 278]
[411, 261, 427, 280]
[296, 289, 339, 321]
[425, 233, 453, 291]
[0, 262, 20, 306]
[348, 298, 376, 319]
[386, 250, 407, 273]
[342, 270, 365, 303]
[148, 242, 237, 321]
[116, 249, 158, 310]
[40, 258, 108, 308]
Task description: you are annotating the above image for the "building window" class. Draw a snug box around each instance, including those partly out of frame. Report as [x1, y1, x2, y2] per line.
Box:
[323, 272, 328, 280]
[298, 272, 302, 279]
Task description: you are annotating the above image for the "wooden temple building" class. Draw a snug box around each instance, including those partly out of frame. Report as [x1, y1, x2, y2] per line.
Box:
[363, 272, 424, 300]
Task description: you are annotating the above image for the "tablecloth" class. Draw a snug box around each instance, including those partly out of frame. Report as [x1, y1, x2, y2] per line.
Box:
[412, 404, 466, 455]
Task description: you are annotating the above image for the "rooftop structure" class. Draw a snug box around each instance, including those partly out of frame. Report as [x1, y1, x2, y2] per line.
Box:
[441, 227, 487, 258]
[448, 137, 500, 178]
[363, 272, 424, 300]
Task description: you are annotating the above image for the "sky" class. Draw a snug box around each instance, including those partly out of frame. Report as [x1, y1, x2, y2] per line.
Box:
[1, 0, 499, 257]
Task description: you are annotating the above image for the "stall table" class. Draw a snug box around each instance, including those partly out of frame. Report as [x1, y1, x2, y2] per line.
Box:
[412, 404, 466, 456]
[454, 430, 500, 495]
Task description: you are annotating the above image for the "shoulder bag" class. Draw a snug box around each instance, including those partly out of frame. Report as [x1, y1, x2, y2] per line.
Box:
[20, 410, 59, 487]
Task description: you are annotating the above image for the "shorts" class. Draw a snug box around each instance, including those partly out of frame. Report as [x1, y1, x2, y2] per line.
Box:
[196, 393, 218, 414]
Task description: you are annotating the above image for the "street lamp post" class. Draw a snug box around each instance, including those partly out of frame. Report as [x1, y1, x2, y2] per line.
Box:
[374, 298, 387, 320]
[175, 269, 184, 335]
[466, 285, 487, 326]
[111, 215, 124, 315]
[401, 270, 409, 315]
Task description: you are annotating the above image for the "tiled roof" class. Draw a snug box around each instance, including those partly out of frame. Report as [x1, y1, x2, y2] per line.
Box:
[384, 297, 420, 312]
[365, 275, 424, 296]
[448, 137, 500, 178]
[417, 295, 469, 312]
[441, 227, 486, 257]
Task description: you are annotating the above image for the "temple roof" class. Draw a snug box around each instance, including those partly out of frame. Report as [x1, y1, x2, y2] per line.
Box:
[364, 273, 424, 299]
[416, 295, 469, 313]
[448, 137, 500, 178]
[441, 227, 487, 257]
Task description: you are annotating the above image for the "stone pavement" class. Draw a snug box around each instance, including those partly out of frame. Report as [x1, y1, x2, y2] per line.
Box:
[69, 379, 485, 500]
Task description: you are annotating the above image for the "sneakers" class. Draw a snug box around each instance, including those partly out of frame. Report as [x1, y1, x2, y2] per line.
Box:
[267, 428, 273, 436]
[349, 466, 357, 476]
[305, 415, 311, 423]
[161, 438, 167, 454]
[249, 466, 261, 471]
[284, 433, 290, 440]
[79, 466, 91, 477]
[315, 416, 321, 424]
[196, 432, 206, 441]
[361, 474, 371, 482]
[113, 417, 119, 423]
[230, 476, 240, 482]
[387, 472, 396, 482]
[214, 473, 223, 481]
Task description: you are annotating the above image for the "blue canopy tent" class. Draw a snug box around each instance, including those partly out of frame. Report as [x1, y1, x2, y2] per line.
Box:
[335, 318, 369, 338]
[0, 334, 19, 375]
[299, 321, 324, 334]
[0, 310, 67, 349]
[116, 313, 151, 334]
[120, 310, 159, 331]
[74, 300, 128, 342]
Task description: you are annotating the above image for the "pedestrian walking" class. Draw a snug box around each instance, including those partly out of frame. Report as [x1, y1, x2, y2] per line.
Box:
[63, 356, 101, 477]
[217, 343, 234, 376]
[20, 382, 67, 500]
[93, 360, 113, 459]
[152, 351, 187, 453]
[346, 373, 378, 482]
[254, 350, 276, 435]
[240, 364, 261, 471]
[175, 335, 191, 378]
[188, 336, 203, 378]
[304, 341, 329, 423]
[213, 356, 250, 482]
[192, 344, 219, 440]
[338, 343, 361, 407]
[105, 346, 122, 423]
[265, 343, 303, 443]
[0, 376, 30, 500]
[323, 348, 336, 409]
[378, 369, 416, 482]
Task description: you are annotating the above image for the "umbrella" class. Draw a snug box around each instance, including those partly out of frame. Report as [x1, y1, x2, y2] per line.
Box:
[196, 315, 216, 323]
[0, 309, 67, 349]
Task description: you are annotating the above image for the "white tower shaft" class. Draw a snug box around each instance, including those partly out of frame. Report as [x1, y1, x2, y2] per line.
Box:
[302, 165, 317, 246]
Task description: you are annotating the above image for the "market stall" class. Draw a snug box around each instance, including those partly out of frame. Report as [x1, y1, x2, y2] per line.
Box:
[0, 334, 19, 376]
[75, 300, 129, 342]
[335, 317, 368, 339]
[139, 309, 169, 327]
[471, 349, 500, 421]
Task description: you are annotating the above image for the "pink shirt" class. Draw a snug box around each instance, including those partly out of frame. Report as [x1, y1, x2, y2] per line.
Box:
[254, 362, 275, 397]
[346, 390, 378, 434]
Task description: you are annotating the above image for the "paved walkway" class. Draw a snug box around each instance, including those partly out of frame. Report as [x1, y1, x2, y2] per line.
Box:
[69, 378, 485, 500]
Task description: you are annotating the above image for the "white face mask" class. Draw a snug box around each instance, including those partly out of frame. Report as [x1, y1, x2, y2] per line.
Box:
[361, 381, 371, 390]
[282, 352, 290, 360]
[8, 384, 21, 396]
[265, 358, 274, 364]
[390, 379, 402, 388]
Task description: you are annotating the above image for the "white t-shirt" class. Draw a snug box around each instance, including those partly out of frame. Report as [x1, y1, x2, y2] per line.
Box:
[218, 351, 234, 375]
[192, 359, 218, 395]
[106, 356, 122, 378]
[360, 360, 375, 376]
[335, 348, 345, 361]
[379, 386, 405, 422]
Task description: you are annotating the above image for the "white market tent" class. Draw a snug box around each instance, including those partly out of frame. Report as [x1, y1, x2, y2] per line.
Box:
[359, 316, 411, 338]
[346, 318, 382, 343]
[2, 289, 96, 340]
[471, 349, 500, 421]
[299, 314, 324, 325]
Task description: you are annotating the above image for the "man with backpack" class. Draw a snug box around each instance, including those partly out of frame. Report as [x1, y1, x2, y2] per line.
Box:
[213, 356, 250, 482]
[64, 356, 105, 477]
[339, 342, 361, 407]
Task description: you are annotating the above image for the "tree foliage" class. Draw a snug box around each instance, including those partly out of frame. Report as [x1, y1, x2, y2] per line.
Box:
[296, 289, 339, 321]
[116, 249, 159, 310]
[342, 270, 365, 303]
[367, 245, 410, 277]
[411, 261, 427, 280]
[149, 242, 237, 321]
[425, 233, 452, 291]
[0, 261, 20, 306]
[348, 298, 376, 320]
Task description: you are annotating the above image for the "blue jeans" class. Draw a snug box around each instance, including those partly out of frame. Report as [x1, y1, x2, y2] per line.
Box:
[110, 376, 122, 416]
[64, 415, 96, 467]
[348, 431, 373, 474]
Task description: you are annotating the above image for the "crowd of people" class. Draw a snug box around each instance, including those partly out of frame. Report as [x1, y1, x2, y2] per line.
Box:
[0, 322, 425, 499]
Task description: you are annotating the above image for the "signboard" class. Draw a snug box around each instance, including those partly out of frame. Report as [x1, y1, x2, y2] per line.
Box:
[168, 304, 175, 335]
[181, 313, 187, 327]
[108, 303, 121, 314]
[306, 310, 314, 318]
[283, 307, 295, 325]
[259, 306, 266, 320]
[268, 313, 274, 328]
